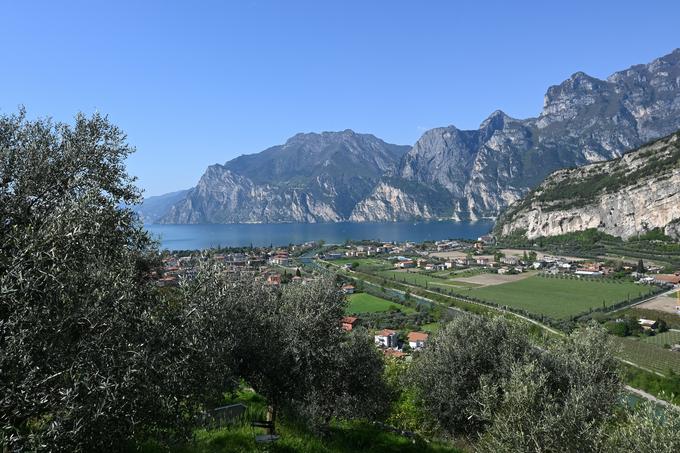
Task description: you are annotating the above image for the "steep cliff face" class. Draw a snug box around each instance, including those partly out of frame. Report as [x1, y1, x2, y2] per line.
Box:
[495, 131, 680, 239]
[349, 181, 436, 222]
[160, 130, 409, 223]
[381, 49, 680, 221]
[157, 49, 680, 224]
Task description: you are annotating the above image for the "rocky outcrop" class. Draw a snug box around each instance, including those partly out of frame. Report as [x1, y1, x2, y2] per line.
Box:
[157, 49, 680, 224]
[160, 130, 409, 223]
[495, 131, 680, 239]
[349, 182, 435, 222]
[385, 49, 680, 222]
[665, 219, 680, 241]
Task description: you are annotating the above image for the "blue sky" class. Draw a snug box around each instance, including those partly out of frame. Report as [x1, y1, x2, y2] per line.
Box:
[1, 1, 678, 196]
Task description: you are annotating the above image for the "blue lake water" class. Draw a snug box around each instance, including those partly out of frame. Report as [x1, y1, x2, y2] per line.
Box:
[145, 220, 495, 250]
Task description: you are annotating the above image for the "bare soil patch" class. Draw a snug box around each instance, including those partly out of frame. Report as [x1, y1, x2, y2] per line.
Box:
[638, 294, 680, 314]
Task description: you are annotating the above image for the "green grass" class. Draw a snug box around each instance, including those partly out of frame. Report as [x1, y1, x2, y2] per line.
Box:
[465, 276, 643, 320]
[143, 420, 459, 453]
[616, 337, 680, 375]
[376, 270, 480, 290]
[420, 322, 441, 333]
[639, 330, 680, 347]
[138, 387, 460, 453]
[333, 258, 390, 268]
[666, 291, 679, 299]
[346, 293, 415, 314]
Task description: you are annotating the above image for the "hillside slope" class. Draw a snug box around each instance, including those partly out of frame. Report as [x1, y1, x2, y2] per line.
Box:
[158, 49, 680, 224]
[356, 48, 680, 221]
[161, 130, 409, 223]
[495, 131, 680, 240]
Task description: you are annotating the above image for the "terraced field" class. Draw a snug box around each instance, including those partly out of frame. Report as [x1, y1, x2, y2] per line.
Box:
[617, 337, 680, 375]
[640, 330, 680, 348]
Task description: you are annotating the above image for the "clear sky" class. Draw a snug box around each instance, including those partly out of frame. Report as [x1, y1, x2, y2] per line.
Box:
[1, 0, 678, 196]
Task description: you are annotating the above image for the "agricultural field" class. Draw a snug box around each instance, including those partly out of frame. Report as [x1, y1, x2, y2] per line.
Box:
[616, 336, 680, 375]
[331, 257, 390, 269]
[639, 330, 680, 348]
[376, 270, 480, 289]
[466, 276, 644, 320]
[346, 292, 414, 314]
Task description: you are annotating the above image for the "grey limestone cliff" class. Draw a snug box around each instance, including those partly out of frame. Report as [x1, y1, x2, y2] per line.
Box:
[159, 49, 680, 224]
[495, 131, 680, 240]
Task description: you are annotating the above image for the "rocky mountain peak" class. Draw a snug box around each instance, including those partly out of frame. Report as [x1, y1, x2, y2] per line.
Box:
[154, 49, 680, 225]
[479, 110, 511, 132]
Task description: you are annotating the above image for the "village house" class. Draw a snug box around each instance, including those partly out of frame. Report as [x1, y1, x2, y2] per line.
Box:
[476, 257, 490, 266]
[407, 331, 429, 350]
[341, 284, 355, 294]
[341, 316, 359, 332]
[269, 254, 291, 266]
[394, 260, 415, 269]
[575, 269, 603, 277]
[374, 329, 398, 348]
[383, 349, 407, 359]
[477, 234, 495, 245]
[266, 274, 282, 286]
[638, 318, 658, 331]
[653, 274, 680, 286]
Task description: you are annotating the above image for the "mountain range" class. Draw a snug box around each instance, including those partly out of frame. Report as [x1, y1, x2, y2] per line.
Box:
[137, 48, 680, 225]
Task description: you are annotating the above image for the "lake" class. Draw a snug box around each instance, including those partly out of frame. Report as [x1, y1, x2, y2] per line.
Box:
[145, 220, 494, 250]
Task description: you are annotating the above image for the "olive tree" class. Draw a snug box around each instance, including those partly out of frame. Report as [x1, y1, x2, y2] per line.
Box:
[0, 111, 169, 450]
[294, 328, 391, 431]
[0, 111, 229, 450]
[475, 325, 622, 452]
[599, 401, 680, 452]
[409, 315, 535, 436]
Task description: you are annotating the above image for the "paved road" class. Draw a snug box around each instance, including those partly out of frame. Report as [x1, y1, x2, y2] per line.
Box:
[625, 385, 680, 411]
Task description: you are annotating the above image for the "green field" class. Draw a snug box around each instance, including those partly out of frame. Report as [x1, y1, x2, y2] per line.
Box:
[617, 337, 680, 375]
[667, 290, 679, 299]
[640, 330, 680, 347]
[376, 270, 480, 289]
[332, 257, 390, 268]
[466, 276, 644, 320]
[421, 322, 441, 333]
[346, 292, 414, 314]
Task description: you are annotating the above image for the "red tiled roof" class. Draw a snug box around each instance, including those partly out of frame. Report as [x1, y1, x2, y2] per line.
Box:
[655, 274, 680, 284]
[377, 329, 396, 337]
[407, 331, 429, 341]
